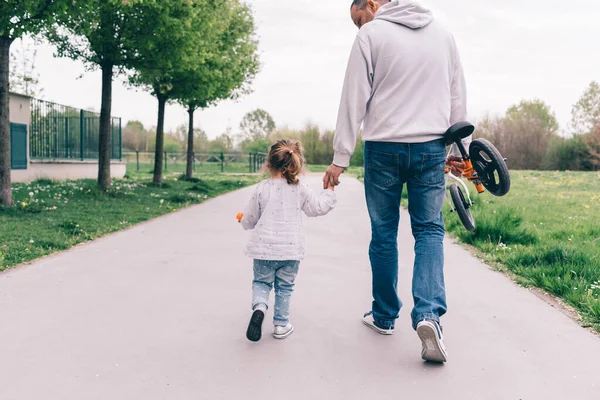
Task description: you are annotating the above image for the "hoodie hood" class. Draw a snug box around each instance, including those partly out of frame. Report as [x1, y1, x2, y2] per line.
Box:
[374, 0, 434, 29]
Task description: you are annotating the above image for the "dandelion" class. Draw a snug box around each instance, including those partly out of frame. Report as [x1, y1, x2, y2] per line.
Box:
[29, 239, 34, 244]
[29, 192, 34, 197]
[21, 202, 27, 207]
[160, 199, 165, 205]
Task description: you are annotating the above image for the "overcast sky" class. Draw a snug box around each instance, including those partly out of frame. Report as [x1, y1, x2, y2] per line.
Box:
[19, 0, 600, 138]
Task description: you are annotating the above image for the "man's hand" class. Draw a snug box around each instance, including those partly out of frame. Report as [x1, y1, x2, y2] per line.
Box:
[446, 155, 463, 177]
[323, 164, 345, 189]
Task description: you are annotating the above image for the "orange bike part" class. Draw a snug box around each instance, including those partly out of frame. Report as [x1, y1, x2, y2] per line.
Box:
[462, 160, 485, 193]
[236, 212, 244, 222]
[447, 160, 486, 194]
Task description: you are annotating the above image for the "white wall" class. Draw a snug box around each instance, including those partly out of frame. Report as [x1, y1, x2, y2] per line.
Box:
[9, 93, 31, 126]
[12, 161, 126, 183]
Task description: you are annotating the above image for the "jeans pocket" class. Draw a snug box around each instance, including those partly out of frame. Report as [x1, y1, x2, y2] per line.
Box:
[415, 151, 446, 186]
[365, 149, 399, 188]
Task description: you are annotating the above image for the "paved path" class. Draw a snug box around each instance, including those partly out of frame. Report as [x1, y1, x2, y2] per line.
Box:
[1, 176, 599, 400]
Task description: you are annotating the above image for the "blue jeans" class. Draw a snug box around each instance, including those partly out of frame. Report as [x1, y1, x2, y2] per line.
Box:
[364, 139, 447, 330]
[252, 260, 300, 326]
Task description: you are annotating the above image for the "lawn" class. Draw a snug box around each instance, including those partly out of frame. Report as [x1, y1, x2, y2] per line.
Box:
[0, 173, 260, 270]
[306, 164, 364, 179]
[443, 171, 600, 330]
[126, 161, 252, 175]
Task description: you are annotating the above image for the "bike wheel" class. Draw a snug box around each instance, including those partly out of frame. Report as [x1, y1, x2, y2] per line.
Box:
[449, 183, 475, 232]
[469, 139, 511, 197]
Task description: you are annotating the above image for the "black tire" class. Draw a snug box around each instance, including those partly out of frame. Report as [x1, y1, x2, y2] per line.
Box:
[469, 138, 511, 197]
[449, 184, 475, 232]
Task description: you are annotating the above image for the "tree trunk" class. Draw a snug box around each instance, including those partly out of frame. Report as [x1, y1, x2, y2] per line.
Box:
[153, 94, 167, 185]
[98, 64, 113, 191]
[185, 105, 196, 180]
[0, 37, 14, 206]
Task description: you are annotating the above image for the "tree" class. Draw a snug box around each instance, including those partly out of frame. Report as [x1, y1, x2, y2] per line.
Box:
[0, 0, 68, 206]
[172, 0, 259, 180]
[585, 124, 600, 169]
[122, 120, 148, 151]
[503, 99, 559, 169]
[209, 133, 234, 153]
[240, 109, 275, 141]
[571, 81, 600, 135]
[50, 0, 165, 190]
[9, 38, 43, 97]
[129, 0, 210, 185]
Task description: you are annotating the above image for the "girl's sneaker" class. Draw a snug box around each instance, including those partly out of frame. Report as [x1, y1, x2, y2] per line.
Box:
[246, 310, 265, 342]
[273, 323, 294, 339]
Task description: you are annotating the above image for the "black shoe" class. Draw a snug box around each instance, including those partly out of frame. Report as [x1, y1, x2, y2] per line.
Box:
[246, 310, 265, 342]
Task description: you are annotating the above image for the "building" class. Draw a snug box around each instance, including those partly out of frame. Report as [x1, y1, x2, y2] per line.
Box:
[9, 92, 125, 183]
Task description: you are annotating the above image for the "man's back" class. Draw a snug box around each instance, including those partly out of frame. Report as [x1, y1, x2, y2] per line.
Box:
[332, 0, 466, 167]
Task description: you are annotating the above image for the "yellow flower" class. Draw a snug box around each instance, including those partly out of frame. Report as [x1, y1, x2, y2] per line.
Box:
[21, 202, 27, 207]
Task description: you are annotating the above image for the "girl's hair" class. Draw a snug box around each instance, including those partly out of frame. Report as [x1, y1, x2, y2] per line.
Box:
[267, 139, 305, 185]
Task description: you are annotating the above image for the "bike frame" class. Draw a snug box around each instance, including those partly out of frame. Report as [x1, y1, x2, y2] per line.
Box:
[444, 171, 474, 211]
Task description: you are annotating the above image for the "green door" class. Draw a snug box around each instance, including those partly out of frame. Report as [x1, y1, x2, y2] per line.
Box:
[10, 123, 28, 170]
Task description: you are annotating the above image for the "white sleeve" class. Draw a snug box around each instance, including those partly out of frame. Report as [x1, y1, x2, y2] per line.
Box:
[241, 184, 262, 230]
[301, 185, 337, 218]
[449, 37, 471, 157]
[333, 35, 373, 168]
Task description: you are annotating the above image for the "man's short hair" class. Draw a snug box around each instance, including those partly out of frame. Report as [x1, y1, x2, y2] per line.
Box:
[351, 0, 387, 9]
[351, 0, 368, 9]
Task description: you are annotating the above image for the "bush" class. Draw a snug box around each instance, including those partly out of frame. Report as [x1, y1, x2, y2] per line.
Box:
[543, 136, 593, 171]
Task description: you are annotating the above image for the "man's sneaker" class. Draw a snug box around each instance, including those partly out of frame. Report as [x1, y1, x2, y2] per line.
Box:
[362, 311, 394, 335]
[416, 320, 448, 363]
[246, 310, 265, 342]
[273, 323, 294, 339]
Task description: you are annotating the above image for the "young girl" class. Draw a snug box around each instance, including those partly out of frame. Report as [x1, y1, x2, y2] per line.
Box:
[239, 139, 337, 342]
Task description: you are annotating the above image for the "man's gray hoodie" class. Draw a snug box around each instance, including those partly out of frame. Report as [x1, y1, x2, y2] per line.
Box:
[333, 0, 468, 167]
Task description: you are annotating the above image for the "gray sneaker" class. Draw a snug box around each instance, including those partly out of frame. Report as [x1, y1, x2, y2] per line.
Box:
[273, 323, 294, 339]
[362, 312, 394, 335]
[416, 320, 448, 363]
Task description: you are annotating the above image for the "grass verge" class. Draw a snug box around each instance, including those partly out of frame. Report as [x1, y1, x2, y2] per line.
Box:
[443, 170, 600, 331]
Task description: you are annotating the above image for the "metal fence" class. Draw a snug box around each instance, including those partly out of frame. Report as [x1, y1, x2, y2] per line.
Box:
[30, 98, 122, 160]
[123, 151, 268, 174]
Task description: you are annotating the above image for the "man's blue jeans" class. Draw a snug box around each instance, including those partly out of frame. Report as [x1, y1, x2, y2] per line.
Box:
[364, 139, 447, 330]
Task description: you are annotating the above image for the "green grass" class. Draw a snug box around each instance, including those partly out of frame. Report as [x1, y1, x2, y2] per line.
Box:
[443, 171, 600, 330]
[0, 173, 260, 270]
[126, 161, 252, 175]
[306, 165, 364, 179]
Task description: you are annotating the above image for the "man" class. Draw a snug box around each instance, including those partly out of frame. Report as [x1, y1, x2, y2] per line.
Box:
[323, 0, 469, 363]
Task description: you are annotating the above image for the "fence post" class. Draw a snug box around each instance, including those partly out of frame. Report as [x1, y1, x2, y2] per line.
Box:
[79, 109, 85, 160]
[65, 117, 69, 159]
[164, 151, 167, 171]
[136, 150, 140, 172]
[221, 151, 224, 173]
[119, 118, 122, 161]
[249, 152, 252, 173]
[193, 151, 196, 172]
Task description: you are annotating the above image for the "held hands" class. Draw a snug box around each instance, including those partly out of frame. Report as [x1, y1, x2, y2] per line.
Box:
[323, 164, 345, 190]
[446, 155, 463, 177]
